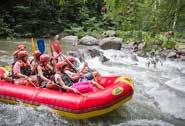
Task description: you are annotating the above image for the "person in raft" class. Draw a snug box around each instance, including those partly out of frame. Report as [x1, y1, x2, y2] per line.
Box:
[30, 50, 42, 75]
[12, 43, 26, 63]
[63, 56, 83, 81]
[54, 61, 95, 94]
[37, 54, 55, 89]
[13, 51, 37, 85]
[64, 57, 104, 90]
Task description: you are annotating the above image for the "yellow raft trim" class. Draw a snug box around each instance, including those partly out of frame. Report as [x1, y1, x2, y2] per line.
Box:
[52, 96, 132, 119]
[0, 98, 38, 108]
[115, 76, 134, 88]
[0, 96, 132, 119]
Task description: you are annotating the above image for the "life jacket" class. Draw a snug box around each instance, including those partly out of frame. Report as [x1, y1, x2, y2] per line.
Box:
[37, 64, 54, 80]
[62, 72, 73, 87]
[41, 65, 54, 79]
[80, 72, 94, 82]
[37, 65, 54, 87]
[20, 65, 31, 76]
[13, 60, 31, 78]
[65, 66, 76, 73]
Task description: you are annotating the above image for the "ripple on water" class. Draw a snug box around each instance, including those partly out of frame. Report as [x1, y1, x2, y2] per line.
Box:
[0, 103, 71, 126]
[151, 89, 185, 120]
[165, 77, 185, 94]
[112, 119, 174, 126]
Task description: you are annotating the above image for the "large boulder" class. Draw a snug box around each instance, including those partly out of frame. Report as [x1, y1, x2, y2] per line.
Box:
[61, 36, 78, 45]
[99, 37, 123, 50]
[79, 35, 98, 46]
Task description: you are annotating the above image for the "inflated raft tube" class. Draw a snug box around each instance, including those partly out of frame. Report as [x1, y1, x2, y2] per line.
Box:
[0, 67, 134, 119]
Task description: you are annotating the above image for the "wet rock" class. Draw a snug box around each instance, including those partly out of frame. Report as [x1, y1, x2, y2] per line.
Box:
[180, 56, 185, 61]
[88, 48, 102, 57]
[136, 50, 146, 57]
[99, 55, 110, 63]
[138, 42, 146, 50]
[176, 51, 185, 56]
[67, 50, 84, 62]
[102, 30, 116, 37]
[167, 51, 177, 58]
[130, 41, 146, 52]
[79, 35, 98, 46]
[131, 54, 139, 61]
[159, 49, 170, 58]
[99, 37, 122, 50]
[61, 35, 78, 46]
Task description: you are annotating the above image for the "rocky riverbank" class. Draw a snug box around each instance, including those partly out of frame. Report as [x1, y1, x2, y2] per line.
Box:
[56, 31, 185, 62]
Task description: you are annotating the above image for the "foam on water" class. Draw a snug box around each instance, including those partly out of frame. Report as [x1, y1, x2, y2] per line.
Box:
[165, 77, 185, 94]
[86, 49, 185, 121]
[113, 119, 174, 126]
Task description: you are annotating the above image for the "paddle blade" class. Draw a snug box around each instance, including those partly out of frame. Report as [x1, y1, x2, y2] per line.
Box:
[51, 40, 62, 54]
[31, 38, 36, 53]
[37, 39, 45, 54]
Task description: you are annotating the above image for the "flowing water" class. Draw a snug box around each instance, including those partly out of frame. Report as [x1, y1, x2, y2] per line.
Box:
[0, 39, 185, 126]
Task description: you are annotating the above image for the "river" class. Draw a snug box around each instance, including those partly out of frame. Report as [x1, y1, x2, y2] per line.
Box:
[0, 39, 185, 126]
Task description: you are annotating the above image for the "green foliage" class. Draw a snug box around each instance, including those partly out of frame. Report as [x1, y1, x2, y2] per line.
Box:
[105, 0, 185, 33]
[64, 17, 104, 38]
[0, 0, 184, 51]
[155, 34, 176, 49]
[0, 18, 14, 38]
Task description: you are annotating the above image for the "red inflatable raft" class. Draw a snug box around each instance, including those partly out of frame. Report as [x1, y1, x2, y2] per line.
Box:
[0, 67, 134, 119]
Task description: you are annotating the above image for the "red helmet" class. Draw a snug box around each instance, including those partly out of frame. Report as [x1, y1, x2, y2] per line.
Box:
[33, 50, 41, 58]
[56, 61, 67, 70]
[18, 51, 28, 58]
[17, 43, 26, 50]
[40, 54, 51, 62]
[66, 56, 76, 63]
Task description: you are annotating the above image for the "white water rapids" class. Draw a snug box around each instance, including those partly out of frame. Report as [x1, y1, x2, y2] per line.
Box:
[0, 42, 185, 126]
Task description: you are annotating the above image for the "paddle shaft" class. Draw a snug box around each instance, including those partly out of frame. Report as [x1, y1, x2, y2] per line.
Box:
[49, 40, 57, 72]
[50, 40, 78, 72]
[27, 78, 37, 88]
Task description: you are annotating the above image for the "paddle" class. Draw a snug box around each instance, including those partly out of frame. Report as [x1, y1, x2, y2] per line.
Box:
[31, 38, 36, 53]
[51, 40, 62, 54]
[49, 39, 57, 72]
[53, 83, 82, 95]
[51, 40, 78, 72]
[27, 79, 38, 88]
[37, 39, 45, 54]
